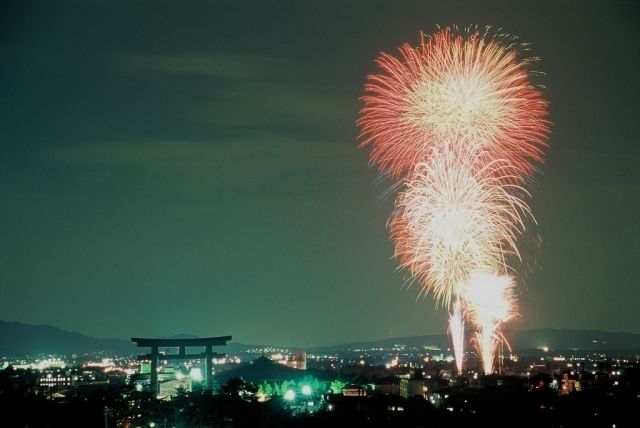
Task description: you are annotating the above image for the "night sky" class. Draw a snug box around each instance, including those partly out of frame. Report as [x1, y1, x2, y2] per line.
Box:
[1, 0, 639, 348]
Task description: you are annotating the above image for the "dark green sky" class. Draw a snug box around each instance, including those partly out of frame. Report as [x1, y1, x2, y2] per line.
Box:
[1, 0, 638, 347]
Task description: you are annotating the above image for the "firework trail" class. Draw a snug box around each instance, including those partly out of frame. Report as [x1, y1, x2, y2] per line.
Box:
[449, 300, 465, 374]
[463, 271, 518, 374]
[357, 26, 550, 374]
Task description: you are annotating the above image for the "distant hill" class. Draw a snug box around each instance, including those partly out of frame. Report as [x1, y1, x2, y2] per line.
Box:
[0, 320, 137, 357]
[1, 320, 639, 358]
[504, 328, 640, 354]
[308, 328, 640, 355]
[307, 333, 450, 353]
[0, 321, 254, 358]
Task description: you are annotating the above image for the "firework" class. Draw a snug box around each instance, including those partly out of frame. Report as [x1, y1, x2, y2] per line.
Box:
[463, 271, 518, 374]
[357, 25, 549, 375]
[388, 147, 532, 309]
[358, 26, 550, 181]
[388, 148, 530, 373]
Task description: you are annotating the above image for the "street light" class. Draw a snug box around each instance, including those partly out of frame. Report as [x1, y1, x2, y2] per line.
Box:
[284, 389, 296, 401]
[104, 406, 111, 428]
[284, 388, 296, 413]
[301, 384, 312, 413]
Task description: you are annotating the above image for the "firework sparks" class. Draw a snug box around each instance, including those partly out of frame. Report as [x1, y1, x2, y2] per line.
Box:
[358, 26, 550, 181]
[388, 147, 532, 309]
[357, 25, 549, 375]
[463, 271, 519, 374]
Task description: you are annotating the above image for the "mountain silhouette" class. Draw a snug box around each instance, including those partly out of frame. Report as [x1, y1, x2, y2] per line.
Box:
[1, 320, 639, 358]
[0, 320, 137, 357]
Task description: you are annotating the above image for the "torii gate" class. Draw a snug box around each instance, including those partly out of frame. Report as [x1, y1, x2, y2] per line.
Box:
[131, 335, 232, 394]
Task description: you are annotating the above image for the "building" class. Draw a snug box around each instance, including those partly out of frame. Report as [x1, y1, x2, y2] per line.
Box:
[399, 378, 426, 399]
[158, 377, 192, 400]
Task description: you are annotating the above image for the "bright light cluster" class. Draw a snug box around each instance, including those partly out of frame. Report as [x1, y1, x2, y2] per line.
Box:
[358, 26, 550, 375]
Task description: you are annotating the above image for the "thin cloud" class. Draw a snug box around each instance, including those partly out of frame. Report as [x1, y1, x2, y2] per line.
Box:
[47, 135, 357, 192]
[110, 52, 294, 80]
[194, 82, 355, 128]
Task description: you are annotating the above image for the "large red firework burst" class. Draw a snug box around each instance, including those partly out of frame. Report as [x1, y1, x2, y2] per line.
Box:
[357, 26, 550, 181]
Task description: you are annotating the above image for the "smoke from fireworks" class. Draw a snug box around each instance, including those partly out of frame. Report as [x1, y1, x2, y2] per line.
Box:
[357, 25, 550, 374]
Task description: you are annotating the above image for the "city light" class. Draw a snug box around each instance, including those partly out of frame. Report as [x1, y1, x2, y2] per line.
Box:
[284, 389, 296, 401]
[189, 367, 202, 382]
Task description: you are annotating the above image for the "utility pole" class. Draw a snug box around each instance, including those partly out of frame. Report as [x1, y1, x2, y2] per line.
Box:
[499, 340, 504, 375]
